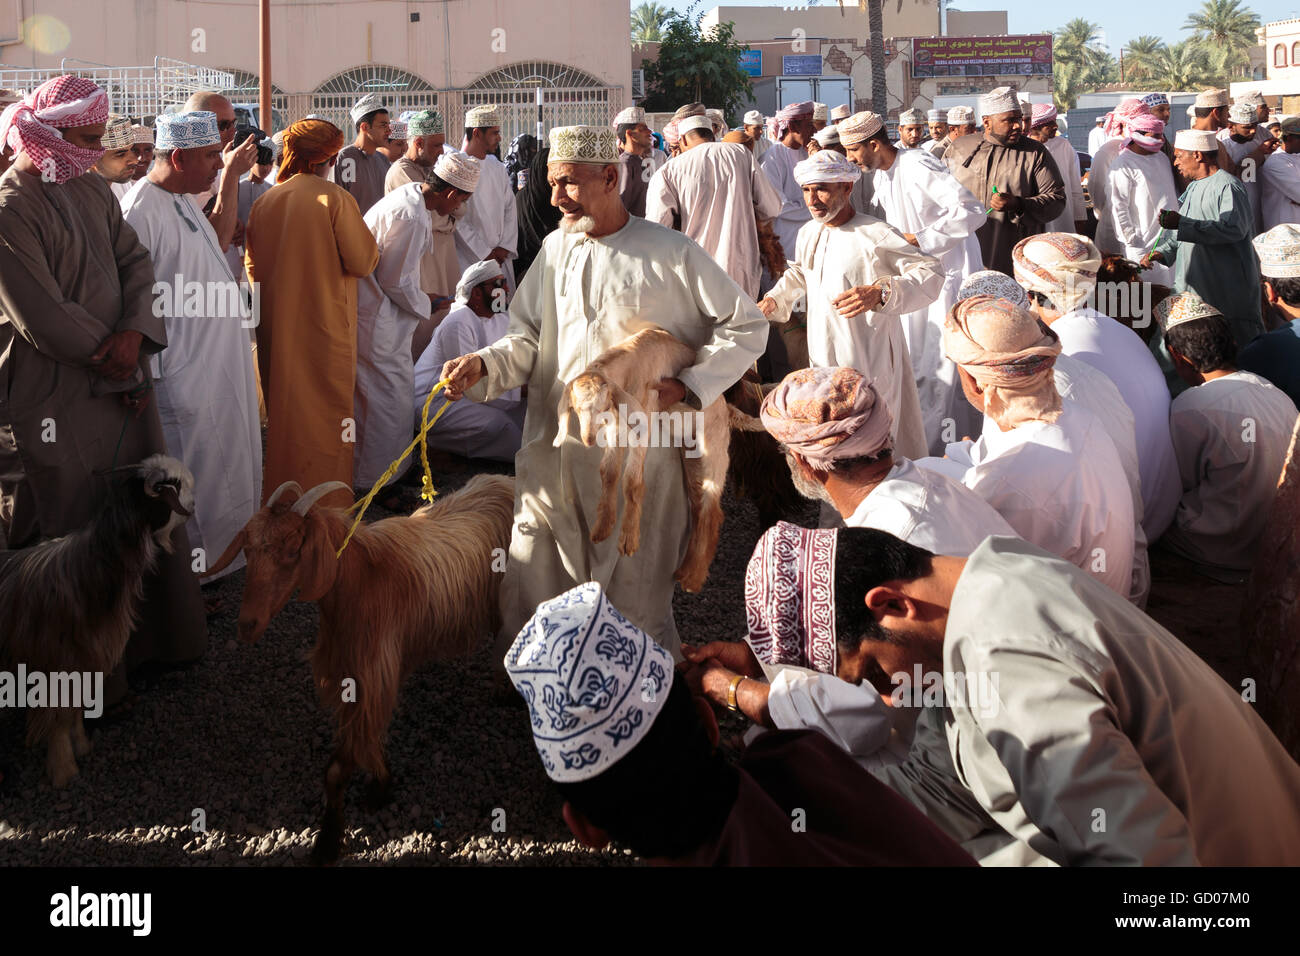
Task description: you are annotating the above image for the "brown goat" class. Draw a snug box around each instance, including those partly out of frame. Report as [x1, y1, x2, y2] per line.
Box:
[204, 473, 515, 865]
[724, 373, 806, 528]
[554, 326, 729, 592]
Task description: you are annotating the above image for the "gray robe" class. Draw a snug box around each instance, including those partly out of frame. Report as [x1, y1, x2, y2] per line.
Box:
[0, 166, 207, 699]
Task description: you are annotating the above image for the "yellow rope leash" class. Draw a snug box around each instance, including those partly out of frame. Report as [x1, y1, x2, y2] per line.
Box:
[336, 378, 453, 557]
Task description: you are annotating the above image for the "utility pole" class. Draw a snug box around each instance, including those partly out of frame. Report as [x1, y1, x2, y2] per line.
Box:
[259, 0, 272, 130]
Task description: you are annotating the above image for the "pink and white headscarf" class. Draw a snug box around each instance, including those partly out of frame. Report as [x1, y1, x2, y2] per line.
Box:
[1102, 97, 1149, 139]
[772, 100, 814, 139]
[744, 521, 838, 674]
[1123, 113, 1165, 151]
[0, 75, 109, 184]
[1030, 103, 1058, 129]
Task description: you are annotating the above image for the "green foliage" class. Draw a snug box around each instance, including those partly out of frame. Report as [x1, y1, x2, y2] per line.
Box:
[1052, 19, 1118, 110]
[631, 2, 672, 44]
[641, 4, 754, 123]
[1184, 0, 1261, 76]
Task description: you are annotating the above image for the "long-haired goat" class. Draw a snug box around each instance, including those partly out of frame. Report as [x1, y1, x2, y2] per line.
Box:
[0, 455, 194, 787]
[204, 473, 515, 865]
[554, 326, 729, 593]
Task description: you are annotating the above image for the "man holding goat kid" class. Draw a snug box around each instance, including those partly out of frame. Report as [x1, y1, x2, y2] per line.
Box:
[442, 124, 767, 663]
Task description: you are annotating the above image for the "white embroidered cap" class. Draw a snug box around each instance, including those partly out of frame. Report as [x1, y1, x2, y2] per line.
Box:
[433, 150, 481, 192]
[836, 110, 883, 145]
[1254, 223, 1300, 278]
[100, 113, 133, 150]
[350, 93, 387, 125]
[464, 104, 502, 128]
[1174, 128, 1219, 153]
[505, 582, 675, 783]
[978, 86, 1020, 117]
[155, 111, 221, 150]
[1155, 292, 1224, 332]
[548, 125, 619, 164]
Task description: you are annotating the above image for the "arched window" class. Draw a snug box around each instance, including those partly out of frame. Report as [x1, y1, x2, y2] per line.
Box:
[1292, 41, 1300, 65]
[1277, 44, 1289, 68]
[312, 66, 438, 132]
[462, 62, 619, 143]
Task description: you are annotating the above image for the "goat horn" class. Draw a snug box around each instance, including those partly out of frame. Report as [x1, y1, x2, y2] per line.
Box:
[291, 482, 351, 516]
[266, 480, 303, 507]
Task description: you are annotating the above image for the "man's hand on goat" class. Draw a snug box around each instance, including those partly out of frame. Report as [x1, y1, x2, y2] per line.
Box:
[441, 354, 485, 401]
[834, 284, 884, 318]
[91, 330, 144, 381]
[654, 377, 686, 408]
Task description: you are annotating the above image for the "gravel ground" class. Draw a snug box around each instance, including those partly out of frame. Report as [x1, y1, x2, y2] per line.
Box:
[0, 452, 814, 867]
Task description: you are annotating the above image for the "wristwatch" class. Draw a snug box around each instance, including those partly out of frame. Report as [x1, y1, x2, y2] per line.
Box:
[876, 276, 892, 310]
[726, 674, 745, 713]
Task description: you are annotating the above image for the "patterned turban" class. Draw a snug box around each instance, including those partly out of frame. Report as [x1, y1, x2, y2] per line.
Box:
[1012, 232, 1101, 313]
[279, 118, 344, 181]
[773, 100, 814, 138]
[1103, 97, 1149, 138]
[662, 118, 681, 149]
[1030, 103, 1058, 129]
[958, 269, 1030, 310]
[744, 522, 838, 675]
[1141, 92, 1169, 109]
[0, 75, 109, 184]
[759, 366, 894, 466]
[943, 295, 1063, 430]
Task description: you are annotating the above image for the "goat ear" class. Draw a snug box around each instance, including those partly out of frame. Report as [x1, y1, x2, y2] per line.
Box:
[202, 529, 246, 578]
[296, 513, 339, 603]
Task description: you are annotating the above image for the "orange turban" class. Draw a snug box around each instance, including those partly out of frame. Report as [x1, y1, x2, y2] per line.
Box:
[278, 119, 344, 181]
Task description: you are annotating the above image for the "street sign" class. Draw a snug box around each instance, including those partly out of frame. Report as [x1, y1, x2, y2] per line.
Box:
[739, 50, 762, 77]
[783, 55, 822, 77]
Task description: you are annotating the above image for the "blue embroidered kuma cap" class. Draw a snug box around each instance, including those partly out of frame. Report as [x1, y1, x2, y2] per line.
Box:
[505, 582, 674, 782]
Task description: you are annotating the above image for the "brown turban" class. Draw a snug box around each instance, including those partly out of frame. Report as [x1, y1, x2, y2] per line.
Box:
[943, 295, 1063, 430]
[279, 118, 344, 182]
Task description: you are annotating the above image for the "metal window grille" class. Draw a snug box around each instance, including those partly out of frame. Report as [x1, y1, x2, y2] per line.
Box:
[310, 65, 438, 132]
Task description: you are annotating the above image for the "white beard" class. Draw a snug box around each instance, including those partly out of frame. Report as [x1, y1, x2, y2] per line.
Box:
[560, 214, 597, 234]
[785, 453, 834, 503]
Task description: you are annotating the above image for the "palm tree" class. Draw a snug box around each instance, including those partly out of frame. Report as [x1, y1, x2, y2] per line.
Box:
[631, 2, 672, 44]
[1147, 39, 1218, 90]
[835, 1, 887, 114]
[1184, 0, 1261, 77]
[1123, 35, 1166, 83]
[1052, 19, 1117, 109]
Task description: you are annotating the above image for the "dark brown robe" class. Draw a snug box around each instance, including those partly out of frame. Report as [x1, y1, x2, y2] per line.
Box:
[0, 165, 207, 701]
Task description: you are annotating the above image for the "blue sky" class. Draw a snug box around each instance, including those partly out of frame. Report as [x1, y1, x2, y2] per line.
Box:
[641, 1, 1300, 57]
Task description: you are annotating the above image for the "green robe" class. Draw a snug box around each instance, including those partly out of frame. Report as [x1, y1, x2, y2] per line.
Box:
[1153, 170, 1263, 350]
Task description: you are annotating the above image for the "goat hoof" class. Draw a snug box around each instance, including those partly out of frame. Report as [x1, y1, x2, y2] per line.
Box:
[310, 830, 343, 866]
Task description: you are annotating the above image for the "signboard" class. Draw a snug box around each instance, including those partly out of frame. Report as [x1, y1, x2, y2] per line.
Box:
[739, 50, 762, 77]
[783, 55, 823, 77]
[911, 35, 1053, 78]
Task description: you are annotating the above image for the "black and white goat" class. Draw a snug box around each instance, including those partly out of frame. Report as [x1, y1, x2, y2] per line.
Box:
[0, 455, 195, 787]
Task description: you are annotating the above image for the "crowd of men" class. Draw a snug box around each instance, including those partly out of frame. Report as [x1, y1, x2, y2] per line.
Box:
[2, 73, 1299, 864]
